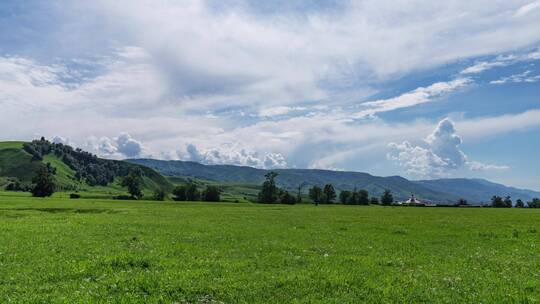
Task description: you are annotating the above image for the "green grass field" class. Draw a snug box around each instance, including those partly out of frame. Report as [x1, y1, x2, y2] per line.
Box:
[1, 193, 539, 303]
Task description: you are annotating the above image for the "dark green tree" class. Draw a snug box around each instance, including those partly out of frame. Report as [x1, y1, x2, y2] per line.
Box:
[515, 199, 524, 208]
[121, 169, 143, 200]
[349, 189, 359, 205]
[185, 182, 200, 201]
[370, 197, 379, 205]
[296, 182, 307, 204]
[257, 172, 279, 203]
[172, 185, 187, 201]
[457, 198, 468, 206]
[322, 184, 336, 204]
[202, 185, 221, 202]
[309, 185, 323, 206]
[358, 189, 369, 205]
[339, 190, 352, 204]
[280, 191, 297, 205]
[153, 188, 167, 201]
[528, 198, 540, 208]
[491, 195, 505, 208]
[503, 196, 513, 208]
[31, 167, 56, 197]
[380, 190, 394, 206]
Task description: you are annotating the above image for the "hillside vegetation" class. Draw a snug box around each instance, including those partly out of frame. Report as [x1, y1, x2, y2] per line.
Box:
[0, 140, 172, 195]
[129, 159, 540, 204]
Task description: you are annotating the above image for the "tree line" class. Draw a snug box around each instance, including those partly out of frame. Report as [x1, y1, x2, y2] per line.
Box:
[490, 195, 540, 208]
[256, 171, 394, 205]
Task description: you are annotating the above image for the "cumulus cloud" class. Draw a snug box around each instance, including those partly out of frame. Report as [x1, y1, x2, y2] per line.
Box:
[389, 118, 508, 177]
[78, 133, 144, 159]
[116, 133, 143, 158]
[181, 144, 287, 169]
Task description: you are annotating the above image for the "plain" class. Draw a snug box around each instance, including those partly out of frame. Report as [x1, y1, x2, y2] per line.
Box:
[1, 192, 540, 303]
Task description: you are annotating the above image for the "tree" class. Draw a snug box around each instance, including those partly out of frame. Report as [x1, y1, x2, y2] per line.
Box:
[258, 172, 279, 203]
[31, 167, 56, 197]
[153, 188, 167, 201]
[172, 185, 187, 201]
[380, 190, 394, 206]
[527, 198, 540, 208]
[185, 182, 200, 201]
[370, 197, 379, 205]
[358, 189, 369, 205]
[339, 190, 352, 204]
[348, 189, 359, 205]
[491, 195, 505, 208]
[515, 199, 525, 208]
[504, 196, 513, 208]
[280, 191, 297, 205]
[322, 184, 336, 204]
[202, 185, 221, 202]
[121, 169, 143, 199]
[296, 182, 307, 204]
[309, 185, 323, 206]
[457, 198, 468, 206]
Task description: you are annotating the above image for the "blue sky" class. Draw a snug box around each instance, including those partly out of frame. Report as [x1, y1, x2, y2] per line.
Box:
[1, 0, 540, 189]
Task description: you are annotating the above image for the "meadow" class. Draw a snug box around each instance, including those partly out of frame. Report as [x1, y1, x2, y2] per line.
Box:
[1, 192, 539, 303]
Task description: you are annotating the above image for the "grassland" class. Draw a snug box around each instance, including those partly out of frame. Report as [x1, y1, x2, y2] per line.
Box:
[1, 192, 540, 303]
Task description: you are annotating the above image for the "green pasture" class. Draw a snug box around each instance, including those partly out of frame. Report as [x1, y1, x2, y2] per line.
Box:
[1, 194, 539, 303]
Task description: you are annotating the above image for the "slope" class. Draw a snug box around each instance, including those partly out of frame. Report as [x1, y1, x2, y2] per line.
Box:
[128, 159, 460, 203]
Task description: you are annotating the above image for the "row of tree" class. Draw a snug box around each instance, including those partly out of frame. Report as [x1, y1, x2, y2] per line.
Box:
[257, 172, 395, 205]
[172, 183, 221, 202]
[257, 172, 300, 204]
[491, 195, 540, 208]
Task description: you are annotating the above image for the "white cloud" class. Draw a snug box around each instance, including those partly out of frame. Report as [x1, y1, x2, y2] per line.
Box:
[258, 106, 306, 118]
[460, 61, 509, 74]
[515, 0, 540, 17]
[116, 133, 143, 158]
[77, 133, 144, 159]
[389, 118, 508, 177]
[460, 49, 540, 75]
[354, 78, 471, 118]
[490, 70, 540, 84]
[181, 144, 287, 169]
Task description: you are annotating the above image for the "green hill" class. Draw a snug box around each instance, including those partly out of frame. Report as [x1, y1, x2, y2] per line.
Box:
[0, 140, 173, 197]
[128, 159, 540, 204]
[127, 159, 460, 203]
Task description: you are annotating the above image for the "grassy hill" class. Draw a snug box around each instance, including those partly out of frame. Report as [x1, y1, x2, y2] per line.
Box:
[0, 141, 173, 198]
[128, 159, 460, 203]
[129, 159, 540, 204]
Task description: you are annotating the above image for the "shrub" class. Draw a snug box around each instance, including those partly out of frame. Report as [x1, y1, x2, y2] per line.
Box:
[202, 185, 220, 202]
[153, 189, 167, 201]
[69, 193, 81, 199]
[173, 185, 187, 201]
[279, 191, 297, 205]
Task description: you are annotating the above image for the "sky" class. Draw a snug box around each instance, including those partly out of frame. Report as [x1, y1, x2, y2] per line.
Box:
[1, 0, 540, 190]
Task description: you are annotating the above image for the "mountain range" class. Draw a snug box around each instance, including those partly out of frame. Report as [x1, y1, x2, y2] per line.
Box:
[1, 140, 538, 204]
[128, 159, 540, 204]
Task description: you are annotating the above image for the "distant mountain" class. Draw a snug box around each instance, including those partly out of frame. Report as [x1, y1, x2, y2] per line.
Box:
[128, 159, 540, 204]
[127, 159, 455, 203]
[415, 178, 540, 204]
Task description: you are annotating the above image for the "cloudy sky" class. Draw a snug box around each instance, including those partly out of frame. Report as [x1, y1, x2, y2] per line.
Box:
[1, 1, 540, 189]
